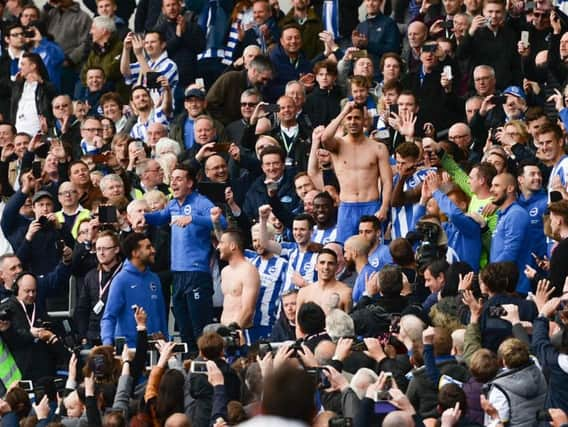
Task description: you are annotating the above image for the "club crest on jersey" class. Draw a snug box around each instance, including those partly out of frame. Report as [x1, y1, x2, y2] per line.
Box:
[184, 205, 192, 215]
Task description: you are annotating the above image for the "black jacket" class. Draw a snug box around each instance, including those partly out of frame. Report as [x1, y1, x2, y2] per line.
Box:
[0, 297, 67, 381]
[304, 86, 342, 128]
[10, 79, 56, 128]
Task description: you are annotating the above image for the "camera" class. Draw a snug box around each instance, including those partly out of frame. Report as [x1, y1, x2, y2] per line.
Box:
[0, 308, 11, 321]
[488, 305, 507, 317]
[217, 323, 241, 355]
[38, 216, 49, 228]
[441, 20, 454, 29]
[407, 221, 444, 271]
[290, 339, 305, 357]
[329, 417, 353, 427]
[306, 367, 331, 389]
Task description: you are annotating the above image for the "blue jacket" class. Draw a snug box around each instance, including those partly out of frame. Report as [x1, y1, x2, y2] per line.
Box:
[33, 38, 65, 92]
[352, 263, 379, 303]
[433, 190, 482, 272]
[101, 260, 167, 347]
[355, 14, 401, 80]
[145, 191, 226, 272]
[517, 190, 548, 260]
[490, 202, 531, 294]
[1, 191, 32, 251]
[532, 316, 568, 413]
[267, 44, 312, 102]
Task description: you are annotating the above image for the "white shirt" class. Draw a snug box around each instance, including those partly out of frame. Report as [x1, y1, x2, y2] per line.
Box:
[15, 81, 40, 136]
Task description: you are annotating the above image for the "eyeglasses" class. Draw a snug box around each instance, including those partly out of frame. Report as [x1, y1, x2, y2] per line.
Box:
[146, 168, 162, 173]
[241, 102, 258, 107]
[533, 11, 550, 18]
[58, 190, 78, 196]
[96, 246, 117, 253]
[449, 134, 469, 140]
[83, 128, 103, 133]
[53, 104, 69, 109]
[9, 32, 25, 38]
[474, 76, 492, 82]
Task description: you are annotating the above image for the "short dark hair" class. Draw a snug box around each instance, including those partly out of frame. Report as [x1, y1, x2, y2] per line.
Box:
[145, 30, 165, 43]
[172, 163, 197, 183]
[389, 238, 415, 266]
[382, 79, 403, 94]
[479, 262, 508, 294]
[281, 23, 302, 35]
[100, 92, 124, 109]
[525, 106, 547, 123]
[250, 55, 274, 74]
[433, 327, 452, 357]
[297, 302, 325, 335]
[395, 141, 420, 159]
[130, 85, 150, 100]
[6, 23, 24, 37]
[425, 259, 449, 278]
[438, 383, 468, 415]
[517, 159, 541, 177]
[379, 52, 403, 72]
[537, 122, 563, 141]
[313, 191, 334, 205]
[318, 248, 338, 263]
[378, 265, 403, 297]
[473, 162, 498, 188]
[121, 232, 148, 260]
[259, 145, 285, 163]
[197, 332, 225, 359]
[294, 213, 315, 229]
[359, 215, 380, 231]
[262, 363, 317, 424]
[223, 228, 245, 253]
[313, 59, 337, 76]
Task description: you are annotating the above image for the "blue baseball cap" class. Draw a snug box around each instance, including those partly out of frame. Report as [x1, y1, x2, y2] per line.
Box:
[502, 86, 526, 101]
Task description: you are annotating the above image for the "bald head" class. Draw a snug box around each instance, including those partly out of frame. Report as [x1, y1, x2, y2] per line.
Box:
[344, 235, 371, 257]
[314, 340, 336, 365]
[448, 123, 471, 149]
[383, 411, 415, 427]
[165, 413, 191, 427]
[407, 21, 427, 48]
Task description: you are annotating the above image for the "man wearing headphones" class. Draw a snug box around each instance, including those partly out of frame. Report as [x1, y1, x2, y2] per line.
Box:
[0, 272, 67, 381]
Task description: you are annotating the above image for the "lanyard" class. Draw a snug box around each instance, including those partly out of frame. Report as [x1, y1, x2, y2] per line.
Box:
[98, 262, 122, 299]
[18, 300, 35, 328]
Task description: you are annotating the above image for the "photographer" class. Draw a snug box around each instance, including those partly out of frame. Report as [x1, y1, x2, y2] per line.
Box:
[16, 189, 73, 276]
[0, 272, 67, 381]
[188, 332, 241, 427]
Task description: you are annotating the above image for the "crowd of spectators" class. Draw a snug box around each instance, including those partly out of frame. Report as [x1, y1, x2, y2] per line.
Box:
[1, 0, 568, 426]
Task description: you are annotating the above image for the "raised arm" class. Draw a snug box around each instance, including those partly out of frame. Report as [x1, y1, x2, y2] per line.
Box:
[307, 126, 326, 189]
[259, 205, 282, 255]
[120, 32, 134, 78]
[321, 101, 354, 153]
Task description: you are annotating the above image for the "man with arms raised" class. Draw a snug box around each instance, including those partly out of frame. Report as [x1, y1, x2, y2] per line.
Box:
[321, 102, 392, 243]
[219, 229, 260, 331]
[296, 248, 352, 329]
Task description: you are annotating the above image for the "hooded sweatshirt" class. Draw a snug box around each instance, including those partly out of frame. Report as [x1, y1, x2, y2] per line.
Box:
[101, 260, 167, 347]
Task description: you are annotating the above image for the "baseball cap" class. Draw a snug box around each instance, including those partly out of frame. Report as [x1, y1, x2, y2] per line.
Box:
[32, 190, 54, 204]
[502, 86, 526, 101]
[184, 88, 206, 100]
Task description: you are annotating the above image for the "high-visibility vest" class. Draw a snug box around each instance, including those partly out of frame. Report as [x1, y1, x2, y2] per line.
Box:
[0, 338, 21, 388]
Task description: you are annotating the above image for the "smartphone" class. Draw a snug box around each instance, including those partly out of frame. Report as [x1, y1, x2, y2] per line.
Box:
[521, 31, 530, 46]
[190, 360, 209, 374]
[525, 1, 535, 10]
[19, 380, 33, 392]
[488, 305, 507, 317]
[441, 20, 454, 29]
[195, 78, 205, 89]
[24, 30, 35, 38]
[389, 104, 399, 115]
[133, 140, 144, 150]
[172, 342, 188, 354]
[33, 385, 46, 403]
[213, 142, 231, 153]
[38, 216, 49, 228]
[352, 49, 368, 59]
[146, 72, 161, 89]
[490, 95, 507, 105]
[115, 336, 126, 355]
[145, 350, 157, 370]
[263, 104, 281, 113]
[91, 354, 106, 378]
[374, 400, 397, 415]
[32, 161, 42, 179]
[328, 417, 353, 427]
[54, 378, 65, 393]
[421, 44, 437, 53]
[443, 65, 453, 80]
[98, 205, 118, 224]
[389, 315, 401, 334]
[382, 372, 393, 390]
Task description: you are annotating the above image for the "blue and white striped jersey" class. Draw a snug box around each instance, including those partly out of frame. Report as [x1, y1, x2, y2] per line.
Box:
[368, 244, 393, 270]
[312, 225, 338, 245]
[549, 155, 568, 200]
[129, 106, 169, 142]
[391, 168, 433, 239]
[280, 242, 319, 291]
[126, 51, 179, 93]
[245, 250, 290, 327]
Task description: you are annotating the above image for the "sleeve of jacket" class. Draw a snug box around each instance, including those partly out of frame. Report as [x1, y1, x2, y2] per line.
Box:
[113, 374, 134, 415]
[185, 20, 206, 54]
[134, 0, 149, 33]
[67, 15, 93, 65]
[144, 365, 165, 402]
[1, 191, 27, 237]
[206, 75, 231, 124]
[547, 34, 567, 85]
[0, 160, 14, 197]
[354, 397, 376, 427]
[531, 316, 560, 369]
[463, 321, 482, 367]
[341, 387, 361, 419]
[440, 153, 473, 197]
[422, 344, 441, 384]
[433, 190, 480, 237]
[210, 385, 228, 425]
[86, 395, 102, 427]
[456, 32, 475, 60]
[38, 262, 72, 298]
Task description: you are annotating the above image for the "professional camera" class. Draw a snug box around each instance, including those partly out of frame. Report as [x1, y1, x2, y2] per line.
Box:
[407, 220, 446, 271]
[217, 323, 241, 355]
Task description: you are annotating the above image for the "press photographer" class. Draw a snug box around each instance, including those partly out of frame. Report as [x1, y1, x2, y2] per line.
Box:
[0, 272, 68, 381]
